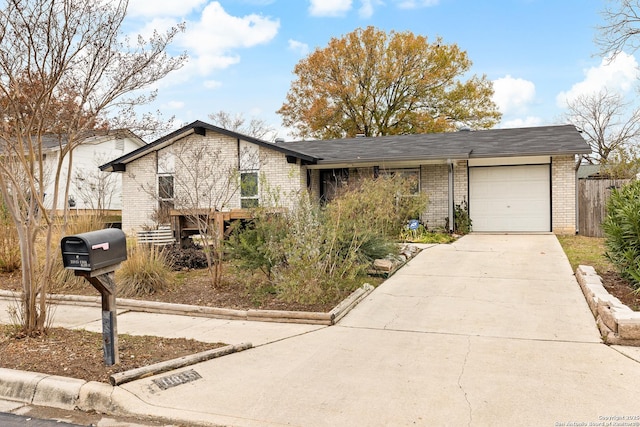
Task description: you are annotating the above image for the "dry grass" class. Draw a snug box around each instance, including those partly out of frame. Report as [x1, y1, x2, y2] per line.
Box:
[116, 244, 172, 297]
[556, 235, 614, 274]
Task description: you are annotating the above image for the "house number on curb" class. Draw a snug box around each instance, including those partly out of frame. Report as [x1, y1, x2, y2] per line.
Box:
[153, 369, 203, 390]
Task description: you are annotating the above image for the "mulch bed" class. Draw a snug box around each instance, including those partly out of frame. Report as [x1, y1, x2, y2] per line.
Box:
[0, 325, 221, 383]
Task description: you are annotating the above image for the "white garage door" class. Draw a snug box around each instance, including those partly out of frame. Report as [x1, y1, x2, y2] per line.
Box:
[469, 165, 550, 232]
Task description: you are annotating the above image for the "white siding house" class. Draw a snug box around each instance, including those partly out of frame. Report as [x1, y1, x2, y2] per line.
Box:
[42, 130, 145, 211]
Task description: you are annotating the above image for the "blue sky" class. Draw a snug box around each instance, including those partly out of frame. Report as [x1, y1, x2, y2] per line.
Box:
[124, 0, 640, 140]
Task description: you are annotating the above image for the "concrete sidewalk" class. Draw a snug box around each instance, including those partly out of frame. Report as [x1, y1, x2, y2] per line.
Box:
[2, 234, 640, 426]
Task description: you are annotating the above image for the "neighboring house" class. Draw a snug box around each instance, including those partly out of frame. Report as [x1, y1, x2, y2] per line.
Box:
[101, 121, 590, 235]
[42, 130, 146, 211]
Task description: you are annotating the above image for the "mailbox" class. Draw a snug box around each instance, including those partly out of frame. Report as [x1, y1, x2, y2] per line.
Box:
[61, 228, 127, 272]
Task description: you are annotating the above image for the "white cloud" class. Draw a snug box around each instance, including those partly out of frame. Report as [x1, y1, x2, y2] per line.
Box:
[359, 0, 375, 18]
[203, 80, 223, 90]
[309, 0, 352, 17]
[178, 2, 279, 75]
[134, 17, 182, 40]
[164, 100, 185, 109]
[394, 0, 439, 9]
[556, 52, 640, 107]
[127, 0, 207, 17]
[498, 116, 543, 129]
[492, 75, 536, 115]
[288, 39, 309, 56]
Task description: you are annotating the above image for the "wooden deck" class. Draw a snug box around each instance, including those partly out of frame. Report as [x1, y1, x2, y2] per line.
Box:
[169, 208, 283, 247]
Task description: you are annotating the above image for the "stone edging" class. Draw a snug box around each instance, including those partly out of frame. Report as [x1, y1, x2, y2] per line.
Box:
[575, 265, 640, 346]
[0, 283, 374, 326]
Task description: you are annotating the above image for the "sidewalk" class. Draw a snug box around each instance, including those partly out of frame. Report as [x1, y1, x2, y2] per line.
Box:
[0, 300, 326, 347]
[2, 234, 640, 426]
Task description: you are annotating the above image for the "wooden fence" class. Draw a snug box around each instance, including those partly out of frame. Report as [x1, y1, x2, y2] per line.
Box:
[578, 179, 630, 237]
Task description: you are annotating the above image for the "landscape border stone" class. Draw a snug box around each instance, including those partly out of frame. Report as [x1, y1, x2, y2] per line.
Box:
[0, 282, 375, 326]
[575, 265, 640, 346]
[108, 342, 252, 386]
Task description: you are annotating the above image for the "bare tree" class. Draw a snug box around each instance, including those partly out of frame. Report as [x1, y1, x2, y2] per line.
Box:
[0, 0, 185, 335]
[597, 0, 640, 57]
[208, 110, 277, 141]
[564, 89, 640, 168]
[135, 138, 262, 287]
[72, 155, 119, 214]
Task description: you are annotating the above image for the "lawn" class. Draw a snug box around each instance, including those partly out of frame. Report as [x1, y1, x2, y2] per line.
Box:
[557, 234, 639, 311]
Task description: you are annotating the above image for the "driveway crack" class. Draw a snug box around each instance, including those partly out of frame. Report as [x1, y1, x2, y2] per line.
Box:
[458, 336, 472, 426]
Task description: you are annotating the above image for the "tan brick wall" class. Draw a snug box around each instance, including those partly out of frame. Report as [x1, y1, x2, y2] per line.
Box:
[551, 155, 577, 234]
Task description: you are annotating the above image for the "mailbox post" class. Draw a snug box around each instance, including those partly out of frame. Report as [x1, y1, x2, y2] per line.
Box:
[61, 229, 127, 366]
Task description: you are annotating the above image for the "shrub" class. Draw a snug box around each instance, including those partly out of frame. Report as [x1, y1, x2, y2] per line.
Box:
[329, 174, 428, 239]
[116, 244, 172, 297]
[164, 243, 209, 270]
[602, 180, 640, 288]
[226, 214, 288, 279]
[228, 175, 421, 305]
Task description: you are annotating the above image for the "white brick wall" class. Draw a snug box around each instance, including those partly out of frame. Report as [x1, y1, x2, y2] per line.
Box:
[259, 148, 304, 209]
[551, 155, 578, 234]
[120, 130, 303, 234]
[421, 164, 448, 229]
[121, 135, 578, 236]
[122, 154, 157, 233]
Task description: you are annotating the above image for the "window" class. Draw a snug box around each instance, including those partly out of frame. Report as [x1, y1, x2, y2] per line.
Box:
[158, 149, 175, 174]
[240, 172, 259, 208]
[320, 168, 349, 202]
[379, 168, 420, 194]
[158, 175, 174, 200]
[238, 140, 260, 208]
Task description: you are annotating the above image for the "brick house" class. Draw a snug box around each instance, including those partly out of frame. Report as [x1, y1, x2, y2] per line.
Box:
[100, 121, 590, 235]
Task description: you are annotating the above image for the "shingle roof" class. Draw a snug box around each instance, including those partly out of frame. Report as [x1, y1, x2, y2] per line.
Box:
[41, 129, 143, 150]
[277, 124, 591, 164]
[100, 120, 316, 172]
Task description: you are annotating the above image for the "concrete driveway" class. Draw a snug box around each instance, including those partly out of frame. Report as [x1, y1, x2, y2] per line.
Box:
[117, 234, 640, 427]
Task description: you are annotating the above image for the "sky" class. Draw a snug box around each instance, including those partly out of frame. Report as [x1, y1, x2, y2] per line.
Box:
[122, 0, 640, 141]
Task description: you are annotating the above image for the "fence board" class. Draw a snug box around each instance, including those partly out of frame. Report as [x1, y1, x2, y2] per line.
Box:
[578, 179, 630, 237]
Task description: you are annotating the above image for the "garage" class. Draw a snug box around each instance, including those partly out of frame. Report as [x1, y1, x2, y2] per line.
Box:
[469, 164, 551, 232]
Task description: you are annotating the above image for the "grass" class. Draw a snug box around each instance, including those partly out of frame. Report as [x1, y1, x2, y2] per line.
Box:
[556, 234, 614, 274]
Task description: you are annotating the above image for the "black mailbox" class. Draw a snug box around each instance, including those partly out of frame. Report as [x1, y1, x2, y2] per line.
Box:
[61, 228, 127, 272]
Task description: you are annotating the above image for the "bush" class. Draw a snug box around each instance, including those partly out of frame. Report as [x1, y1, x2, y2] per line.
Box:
[116, 244, 172, 297]
[329, 174, 428, 239]
[226, 215, 288, 279]
[164, 243, 209, 270]
[602, 180, 640, 287]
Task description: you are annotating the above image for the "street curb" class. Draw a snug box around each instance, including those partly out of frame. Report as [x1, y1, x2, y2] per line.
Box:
[0, 367, 84, 411]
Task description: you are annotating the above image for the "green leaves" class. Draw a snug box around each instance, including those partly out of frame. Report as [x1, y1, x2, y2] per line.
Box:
[278, 26, 501, 139]
[602, 180, 640, 288]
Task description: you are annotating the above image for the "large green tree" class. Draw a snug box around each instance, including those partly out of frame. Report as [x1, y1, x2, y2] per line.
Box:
[278, 26, 501, 139]
[0, 0, 185, 335]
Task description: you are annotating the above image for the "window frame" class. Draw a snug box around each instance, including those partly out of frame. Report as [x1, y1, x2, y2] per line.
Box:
[378, 167, 421, 194]
[240, 171, 259, 208]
